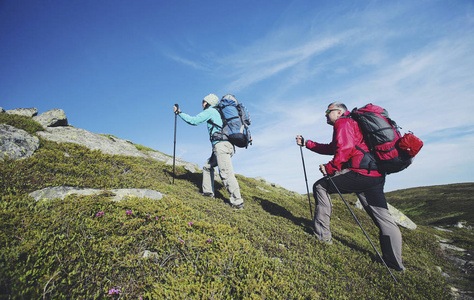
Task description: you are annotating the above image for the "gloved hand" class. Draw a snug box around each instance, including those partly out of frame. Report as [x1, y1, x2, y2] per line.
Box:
[319, 164, 327, 176]
[296, 135, 305, 146]
[173, 104, 181, 115]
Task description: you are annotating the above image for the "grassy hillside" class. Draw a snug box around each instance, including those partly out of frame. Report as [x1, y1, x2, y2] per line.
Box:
[0, 115, 465, 299]
[386, 183, 474, 227]
[386, 184, 474, 295]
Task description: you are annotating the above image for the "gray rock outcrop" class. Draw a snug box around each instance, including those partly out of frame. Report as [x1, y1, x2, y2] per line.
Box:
[6, 108, 38, 117]
[146, 150, 199, 172]
[29, 186, 165, 202]
[36, 126, 199, 172]
[354, 199, 417, 230]
[0, 124, 40, 160]
[38, 126, 147, 157]
[255, 176, 282, 188]
[33, 109, 68, 128]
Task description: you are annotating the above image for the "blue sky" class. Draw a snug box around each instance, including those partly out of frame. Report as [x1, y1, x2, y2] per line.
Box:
[1, 0, 473, 193]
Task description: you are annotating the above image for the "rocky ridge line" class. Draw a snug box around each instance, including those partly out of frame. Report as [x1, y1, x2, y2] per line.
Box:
[0, 107, 199, 172]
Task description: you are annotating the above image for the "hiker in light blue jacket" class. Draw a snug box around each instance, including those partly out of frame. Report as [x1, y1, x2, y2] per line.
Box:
[173, 94, 244, 209]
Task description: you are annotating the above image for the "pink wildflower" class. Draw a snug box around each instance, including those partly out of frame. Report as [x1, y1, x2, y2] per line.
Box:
[108, 288, 120, 295]
[187, 222, 193, 226]
[126, 210, 132, 215]
[206, 239, 212, 242]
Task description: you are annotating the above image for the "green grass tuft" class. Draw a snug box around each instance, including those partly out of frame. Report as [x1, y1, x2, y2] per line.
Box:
[0, 113, 44, 134]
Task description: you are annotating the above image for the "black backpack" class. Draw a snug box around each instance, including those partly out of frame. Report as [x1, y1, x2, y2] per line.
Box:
[350, 104, 423, 174]
[209, 95, 252, 148]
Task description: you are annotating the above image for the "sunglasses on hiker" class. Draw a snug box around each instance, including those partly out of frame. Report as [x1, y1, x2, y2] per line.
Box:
[325, 109, 340, 116]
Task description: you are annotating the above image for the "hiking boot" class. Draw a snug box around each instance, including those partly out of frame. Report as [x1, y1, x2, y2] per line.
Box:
[313, 232, 333, 244]
[234, 203, 244, 210]
[320, 237, 333, 245]
[200, 192, 214, 198]
[225, 202, 244, 210]
[394, 267, 406, 273]
[385, 262, 406, 272]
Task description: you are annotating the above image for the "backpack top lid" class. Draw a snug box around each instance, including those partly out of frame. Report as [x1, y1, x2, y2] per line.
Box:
[222, 94, 237, 102]
[350, 103, 399, 146]
[352, 103, 390, 119]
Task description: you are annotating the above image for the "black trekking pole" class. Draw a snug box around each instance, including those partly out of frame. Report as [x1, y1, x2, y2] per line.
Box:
[324, 171, 398, 284]
[299, 146, 313, 219]
[172, 104, 179, 184]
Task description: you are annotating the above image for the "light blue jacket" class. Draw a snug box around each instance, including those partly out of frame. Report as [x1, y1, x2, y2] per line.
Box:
[178, 106, 223, 145]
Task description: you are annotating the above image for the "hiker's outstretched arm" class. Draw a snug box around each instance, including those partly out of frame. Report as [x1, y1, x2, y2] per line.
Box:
[179, 109, 213, 126]
[306, 139, 335, 155]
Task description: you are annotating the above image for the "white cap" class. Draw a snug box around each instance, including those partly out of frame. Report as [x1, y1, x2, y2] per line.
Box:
[203, 94, 219, 106]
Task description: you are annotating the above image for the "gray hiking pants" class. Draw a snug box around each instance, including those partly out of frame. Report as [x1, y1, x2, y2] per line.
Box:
[313, 169, 405, 271]
[202, 141, 243, 206]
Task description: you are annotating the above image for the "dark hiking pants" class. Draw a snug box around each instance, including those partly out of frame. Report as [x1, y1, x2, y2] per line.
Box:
[313, 169, 405, 271]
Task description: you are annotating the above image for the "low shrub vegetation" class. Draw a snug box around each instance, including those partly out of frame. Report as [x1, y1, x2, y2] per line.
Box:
[0, 113, 44, 134]
[1, 129, 468, 298]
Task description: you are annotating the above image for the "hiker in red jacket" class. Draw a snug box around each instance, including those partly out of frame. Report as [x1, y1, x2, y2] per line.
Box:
[296, 102, 405, 271]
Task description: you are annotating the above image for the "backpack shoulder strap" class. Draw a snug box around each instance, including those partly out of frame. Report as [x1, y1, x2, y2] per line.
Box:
[207, 107, 223, 130]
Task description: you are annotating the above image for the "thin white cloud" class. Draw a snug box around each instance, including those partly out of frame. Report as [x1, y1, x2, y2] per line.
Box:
[325, 37, 474, 132]
[221, 34, 348, 91]
[165, 54, 211, 71]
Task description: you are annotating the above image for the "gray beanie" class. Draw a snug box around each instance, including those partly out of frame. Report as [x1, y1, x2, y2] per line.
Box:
[203, 94, 219, 106]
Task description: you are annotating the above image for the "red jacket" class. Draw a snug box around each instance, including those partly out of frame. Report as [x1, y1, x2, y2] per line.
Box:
[306, 111, 382, 177]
